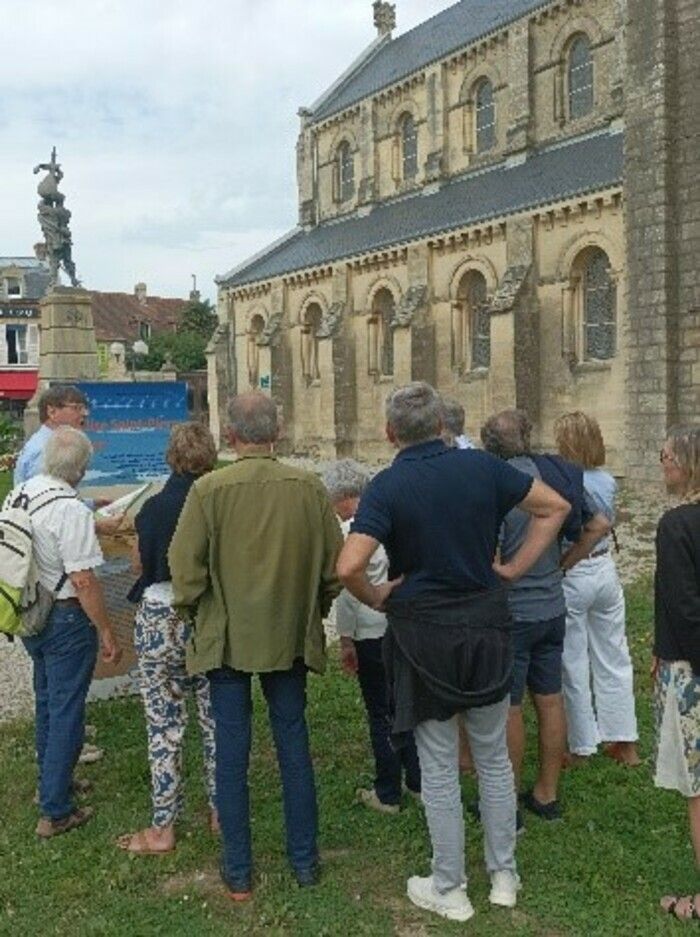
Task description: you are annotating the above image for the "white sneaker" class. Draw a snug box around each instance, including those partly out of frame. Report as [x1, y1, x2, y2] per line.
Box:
[355, 787, 400, 815]
[78, 743, 104, 765]
[406, 875, 475, 922]
[489, 870, 521, 908]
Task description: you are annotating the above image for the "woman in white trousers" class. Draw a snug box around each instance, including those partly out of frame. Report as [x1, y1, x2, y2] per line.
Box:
[555, 412, 640, 766]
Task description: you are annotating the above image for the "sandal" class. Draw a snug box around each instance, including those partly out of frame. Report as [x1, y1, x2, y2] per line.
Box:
[661, 895, 700, 921]
[36, 807, 94, 839]
[116, 829, 175, 855]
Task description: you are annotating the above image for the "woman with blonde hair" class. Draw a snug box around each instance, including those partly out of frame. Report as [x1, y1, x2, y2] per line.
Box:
[554, 412, 640, 766]
[654, 425, 700, 922]
[118, 421, 219, 855]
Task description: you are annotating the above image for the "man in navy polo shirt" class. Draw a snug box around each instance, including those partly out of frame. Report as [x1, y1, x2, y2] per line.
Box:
[337, 382, 568, 924]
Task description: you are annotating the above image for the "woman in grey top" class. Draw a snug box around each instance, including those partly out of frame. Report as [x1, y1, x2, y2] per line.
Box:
[324, 460, 420, 814]
[554, 412, 640, 767]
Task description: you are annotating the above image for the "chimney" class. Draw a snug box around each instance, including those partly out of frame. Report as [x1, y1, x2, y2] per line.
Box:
[373, 1, 396, 37]
[189, 273, 200, 302]
[134, 282, 147, 305]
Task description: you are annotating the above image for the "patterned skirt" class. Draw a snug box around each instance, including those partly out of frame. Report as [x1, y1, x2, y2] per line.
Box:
[654, 660, 700, 798]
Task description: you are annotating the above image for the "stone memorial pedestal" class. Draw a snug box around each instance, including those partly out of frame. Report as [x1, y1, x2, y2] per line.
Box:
[23, 286, 99, 435]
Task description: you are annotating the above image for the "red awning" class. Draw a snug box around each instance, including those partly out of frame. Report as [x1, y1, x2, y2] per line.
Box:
[0, 370, 38, 400]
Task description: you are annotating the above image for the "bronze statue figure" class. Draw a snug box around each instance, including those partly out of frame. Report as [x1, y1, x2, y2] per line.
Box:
[33, 147, 80, 288]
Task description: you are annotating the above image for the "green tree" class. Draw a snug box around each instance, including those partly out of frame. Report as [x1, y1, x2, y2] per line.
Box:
[135, 331, 208, 373]
[178, 299, 217, 340]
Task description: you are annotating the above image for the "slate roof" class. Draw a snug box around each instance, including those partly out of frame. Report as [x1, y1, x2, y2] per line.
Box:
[312, 0, 552, 123]
[90, 291, 187, 343]
[0, 258, 51, 300]
[219, 129, 623, 289]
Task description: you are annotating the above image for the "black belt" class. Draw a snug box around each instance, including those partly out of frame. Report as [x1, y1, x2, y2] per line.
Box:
[54, 597, 80, 607]
[589, 548, 609, 559]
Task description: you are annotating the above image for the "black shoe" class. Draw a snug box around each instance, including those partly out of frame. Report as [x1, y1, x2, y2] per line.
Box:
[520, 789, 562, 821]
[294, 865, 320, 887]
[468, 800, 525, 835]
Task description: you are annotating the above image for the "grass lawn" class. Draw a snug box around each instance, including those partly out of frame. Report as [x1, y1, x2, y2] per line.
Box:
[0, 578, 694, 935]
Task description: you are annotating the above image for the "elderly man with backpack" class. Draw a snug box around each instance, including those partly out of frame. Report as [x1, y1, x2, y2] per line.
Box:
[1, 427, 120, 837]
[480, 409, 610, 825]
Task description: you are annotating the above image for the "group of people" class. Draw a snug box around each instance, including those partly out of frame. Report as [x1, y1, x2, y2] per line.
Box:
[6, 381, 700, 923]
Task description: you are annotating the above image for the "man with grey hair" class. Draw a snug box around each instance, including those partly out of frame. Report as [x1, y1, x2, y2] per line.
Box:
[441, 397, 475, 449]
[170, 392, 343, 899]
[5, 427, 119, 838]
[324, 459, 421, 815]
[338, 381, 569, 922]
[480, 409, 610, 826]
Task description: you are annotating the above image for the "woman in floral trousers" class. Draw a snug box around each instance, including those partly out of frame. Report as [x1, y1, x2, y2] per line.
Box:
[118, 422, 218, 855]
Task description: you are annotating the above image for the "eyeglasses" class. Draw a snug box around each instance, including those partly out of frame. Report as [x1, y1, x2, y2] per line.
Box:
[660, 449, 679, 466]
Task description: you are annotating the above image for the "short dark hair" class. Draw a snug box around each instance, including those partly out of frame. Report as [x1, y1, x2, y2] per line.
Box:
[39, 385, 88, 423]
[481, 409, 532, 460]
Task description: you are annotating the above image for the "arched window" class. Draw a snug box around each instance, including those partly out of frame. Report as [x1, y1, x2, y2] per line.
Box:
[338, 141, 354, 203]
[246, 314, 265, 388]
[456, 271, 490, 370]
[568, 35, 594, 120]
[301, 303, 323, 382]
[400, 113, 418, 180]
[369, 288, 395, 377]
[581, 248, 616, 360]
[474, 79, 496, 153]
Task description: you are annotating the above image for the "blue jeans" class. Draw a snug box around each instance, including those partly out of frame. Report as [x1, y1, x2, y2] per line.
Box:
[23, 604, 98, 820]
[208, 660, 318, 888]
[355, 637, 421, 804]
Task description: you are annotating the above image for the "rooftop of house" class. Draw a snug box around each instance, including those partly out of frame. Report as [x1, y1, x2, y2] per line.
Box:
[90, 285, 188, 343]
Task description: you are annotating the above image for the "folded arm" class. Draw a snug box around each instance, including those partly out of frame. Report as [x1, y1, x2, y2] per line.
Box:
[337, 533, 402, 610]
[494, 479, 570, 582]
[560, 512, 612, 571]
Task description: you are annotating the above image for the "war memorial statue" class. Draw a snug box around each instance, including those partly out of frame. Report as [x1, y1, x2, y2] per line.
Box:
[33, 147, 80, 288]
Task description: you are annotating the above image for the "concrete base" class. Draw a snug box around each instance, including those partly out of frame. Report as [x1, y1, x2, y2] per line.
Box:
[23, 287, 99, 437]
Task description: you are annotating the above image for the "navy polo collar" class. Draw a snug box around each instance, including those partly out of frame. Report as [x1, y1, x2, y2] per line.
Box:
[394, 439, 449, 462]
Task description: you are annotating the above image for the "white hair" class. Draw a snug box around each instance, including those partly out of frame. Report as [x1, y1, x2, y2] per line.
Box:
[386, 382, 442, 445]
[43, 427, 93, 486]
[322, 460, 370, 502]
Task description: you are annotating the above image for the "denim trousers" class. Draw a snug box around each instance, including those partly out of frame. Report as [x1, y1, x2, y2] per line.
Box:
[23, 604, 98, 820]
[413, 697, 516, 893]
[208, 660, 318, 888]
[355, 637, 421, 804]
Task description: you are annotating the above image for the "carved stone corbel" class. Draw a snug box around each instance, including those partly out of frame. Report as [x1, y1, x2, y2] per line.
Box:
[392, 284, 428, 327]
[316, 301, 345, 339]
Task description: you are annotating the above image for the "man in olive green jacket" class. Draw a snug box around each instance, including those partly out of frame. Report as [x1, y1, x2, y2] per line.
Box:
[169, 393, 342, 898]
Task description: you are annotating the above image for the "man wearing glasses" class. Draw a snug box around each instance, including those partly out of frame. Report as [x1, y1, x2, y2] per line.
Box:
[15, 385, 90, 485]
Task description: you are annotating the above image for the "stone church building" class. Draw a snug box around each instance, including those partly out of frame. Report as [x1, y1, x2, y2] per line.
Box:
[211, 0, 699, 481]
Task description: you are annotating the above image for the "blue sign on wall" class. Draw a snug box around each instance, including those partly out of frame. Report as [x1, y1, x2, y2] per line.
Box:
[77, 382, 188, 485]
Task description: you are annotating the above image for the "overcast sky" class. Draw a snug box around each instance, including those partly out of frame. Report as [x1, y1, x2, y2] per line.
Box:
[2, 0, 450, 302]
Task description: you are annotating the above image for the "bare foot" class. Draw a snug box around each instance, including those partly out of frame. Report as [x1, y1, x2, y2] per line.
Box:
[562, 752, 590, 768]
[661, 895, 700, 920]
[209, 809, 221, 835]
[604, 742, 642, 766]
[117, 826, 175, 854]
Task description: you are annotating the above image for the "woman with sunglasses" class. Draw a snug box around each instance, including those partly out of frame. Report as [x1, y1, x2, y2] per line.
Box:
[655, 426, 700, 922]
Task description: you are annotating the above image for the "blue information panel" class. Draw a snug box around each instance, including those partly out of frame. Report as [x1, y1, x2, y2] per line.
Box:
[77, 382, 188, 485]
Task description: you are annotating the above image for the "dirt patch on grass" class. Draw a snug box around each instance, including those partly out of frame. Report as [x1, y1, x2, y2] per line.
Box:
[161, 868, 221, 898]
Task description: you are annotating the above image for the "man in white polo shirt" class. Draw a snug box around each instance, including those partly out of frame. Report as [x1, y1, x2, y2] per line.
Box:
[6, 427, 120, 837]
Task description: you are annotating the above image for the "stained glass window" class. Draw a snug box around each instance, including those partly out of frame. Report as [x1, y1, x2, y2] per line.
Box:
[401, 114, 418, 180]
[569, 36, 594, 120]
[475, 79, 496, 153]
[339, 142, 354, 202]
[583, 249, 616, 360]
